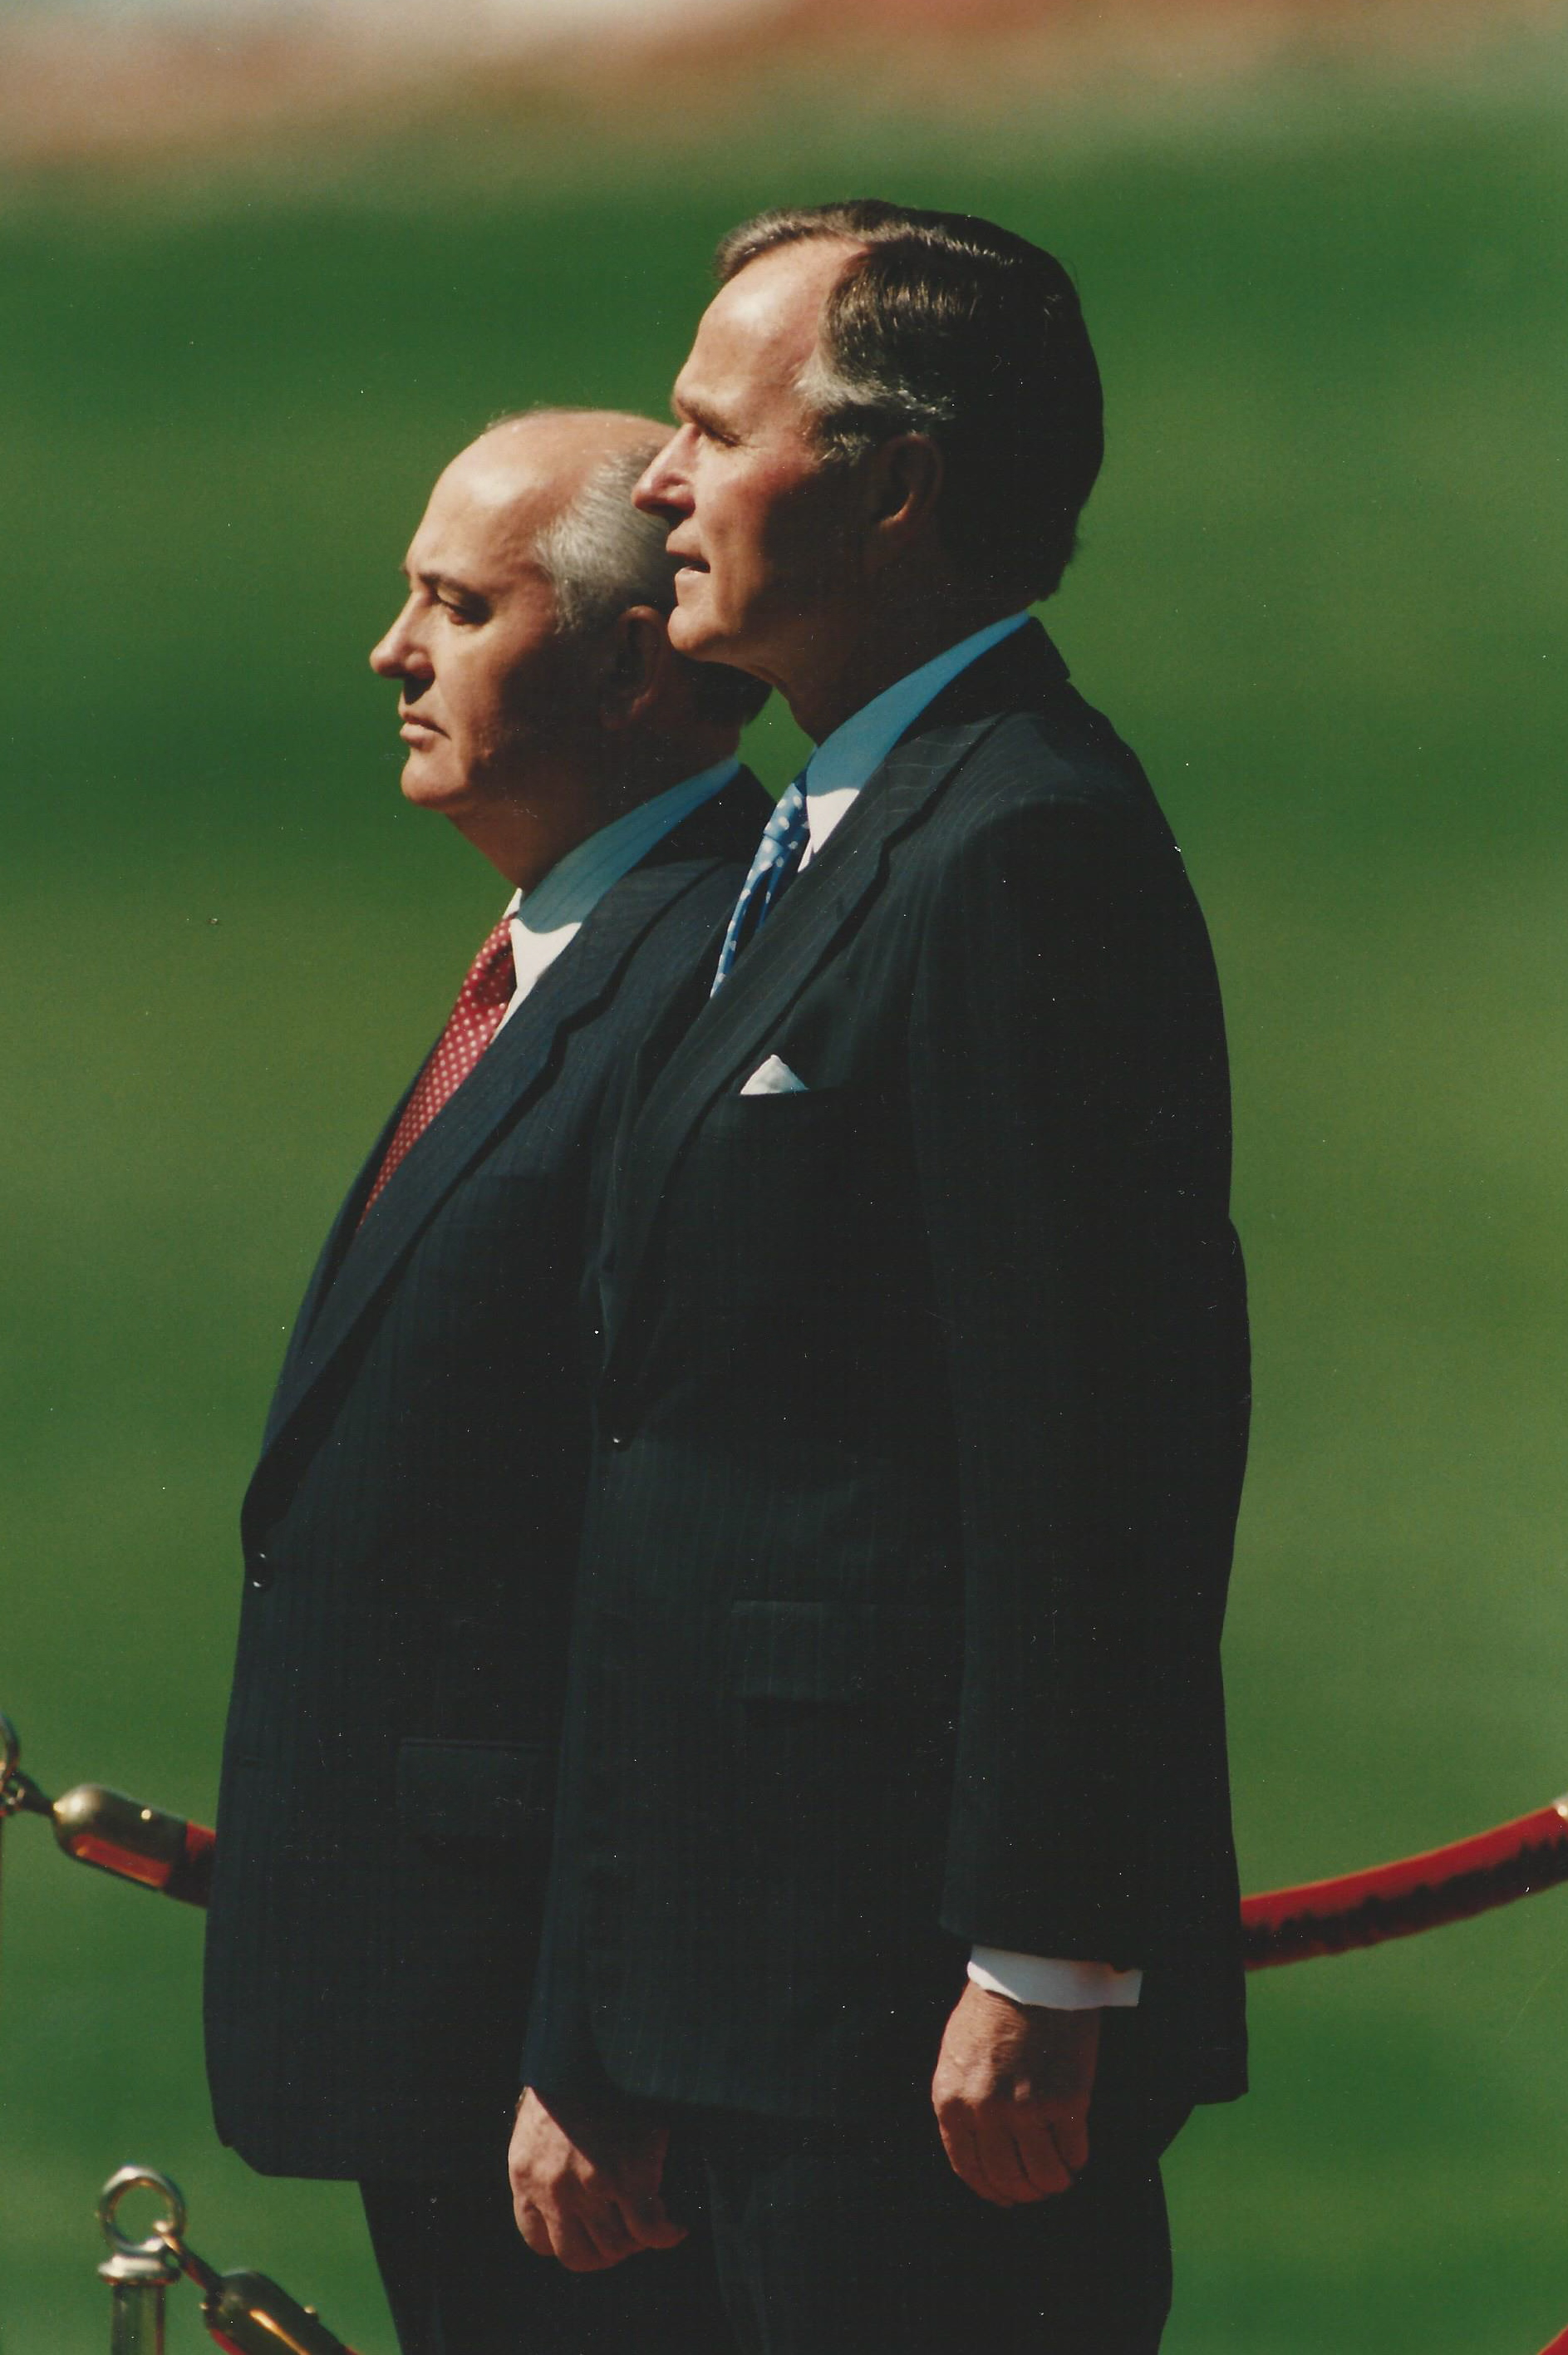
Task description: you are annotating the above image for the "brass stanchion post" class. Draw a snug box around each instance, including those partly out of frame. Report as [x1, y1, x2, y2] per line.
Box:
[98, 2168, 187, 2355]
[96, 2164, 370, 2355]
[0, 1709, 20, 2002]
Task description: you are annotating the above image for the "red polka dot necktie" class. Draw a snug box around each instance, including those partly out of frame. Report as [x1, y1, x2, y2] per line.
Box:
[360, 915, 515, 1221]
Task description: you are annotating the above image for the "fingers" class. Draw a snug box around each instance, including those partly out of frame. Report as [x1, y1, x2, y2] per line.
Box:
[590, 2188, 688, 2261]
[936, 2101, 996, 2200]
[627, 2195, 689, 2252]
[514, 2199, 554, 2259]
[1049, 2092, 1091, 2178]
[512, 2186, 644, 2272]
[513, 2176, 681, 2269]
[507, 2089, 686, 2269]
[513, 2189, 599, 2269]
[937, 2093, 1079, 2205]
[1007, 2102, 1079, 2200]
[573, 2197, 640, 2268]
[553, 2215, 623, 2274]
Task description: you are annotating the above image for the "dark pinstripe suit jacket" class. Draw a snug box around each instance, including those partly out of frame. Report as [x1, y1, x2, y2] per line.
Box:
[524, 625, 1251, 2122]
[203, 774, 771, 2180]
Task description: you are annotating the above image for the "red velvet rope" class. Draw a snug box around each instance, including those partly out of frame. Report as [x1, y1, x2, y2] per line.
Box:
[1241, 1797, 1568, 1969]
[19, 1774, 1568, 1975]
[140, 1789, 1568, 1969]
[157, 1790, 1568, 2351]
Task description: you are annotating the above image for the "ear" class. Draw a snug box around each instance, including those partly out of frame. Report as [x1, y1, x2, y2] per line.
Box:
[597, 605, 671, 730]
[863, 433, 945, 554]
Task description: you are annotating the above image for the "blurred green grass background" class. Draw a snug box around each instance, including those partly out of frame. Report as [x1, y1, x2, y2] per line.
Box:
[3, 57, 1568, 2353]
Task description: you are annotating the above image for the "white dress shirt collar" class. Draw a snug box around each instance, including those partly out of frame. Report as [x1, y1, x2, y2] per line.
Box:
[499, 755, 740, 1021]
[802, 612, 1032, 858]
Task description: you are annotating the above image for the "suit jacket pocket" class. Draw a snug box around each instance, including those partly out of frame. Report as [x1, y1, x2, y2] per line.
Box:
[705, 1084, 850, 1135]
[396, 1738, 550, 1846]
[725, 1599, 958, 1707]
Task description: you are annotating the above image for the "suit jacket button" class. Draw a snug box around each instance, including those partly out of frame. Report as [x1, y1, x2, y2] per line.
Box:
[605, 1428, 630, 1450]
[248, 1554, 273, 1592]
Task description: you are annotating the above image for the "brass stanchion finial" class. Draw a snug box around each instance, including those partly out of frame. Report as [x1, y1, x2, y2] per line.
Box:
[0, 1705, 214, 1905]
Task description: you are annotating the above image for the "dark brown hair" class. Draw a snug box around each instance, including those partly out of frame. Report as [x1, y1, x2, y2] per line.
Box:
[715, 200, 1103, 605]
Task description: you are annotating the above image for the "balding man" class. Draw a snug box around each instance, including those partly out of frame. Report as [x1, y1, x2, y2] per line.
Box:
[203, 410, 769, 2355]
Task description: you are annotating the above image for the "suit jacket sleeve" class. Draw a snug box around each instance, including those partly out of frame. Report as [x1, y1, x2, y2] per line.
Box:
[908, 788, 1244, 1966]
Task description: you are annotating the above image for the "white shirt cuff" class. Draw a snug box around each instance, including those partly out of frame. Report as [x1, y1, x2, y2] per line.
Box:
[967, 1948, 1143, 2009]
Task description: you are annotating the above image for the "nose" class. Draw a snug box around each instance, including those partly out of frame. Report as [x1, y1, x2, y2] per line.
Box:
[369, 594, 430, 680]
[633, 428, 695, 525]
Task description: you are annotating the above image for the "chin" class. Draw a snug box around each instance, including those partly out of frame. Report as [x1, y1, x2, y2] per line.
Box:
[667, 587, 727, 660]
[399, 759, 460, 810]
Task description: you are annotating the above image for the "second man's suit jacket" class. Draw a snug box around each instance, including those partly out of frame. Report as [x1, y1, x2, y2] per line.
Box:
[203, 772, 771, 2180]
[524, 625, 1251, 2124]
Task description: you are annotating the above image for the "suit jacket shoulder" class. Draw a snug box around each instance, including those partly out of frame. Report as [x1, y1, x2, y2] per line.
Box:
[645, 769, 774, 864]
[897, 620, 1177, 856]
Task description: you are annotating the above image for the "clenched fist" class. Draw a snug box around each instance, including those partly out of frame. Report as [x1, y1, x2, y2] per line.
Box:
[931, 1982, 1100, 2205]
[509, 2088, 687, 2273]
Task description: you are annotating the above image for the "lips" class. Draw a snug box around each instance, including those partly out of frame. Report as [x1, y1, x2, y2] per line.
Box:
[399, 710, 443, 736]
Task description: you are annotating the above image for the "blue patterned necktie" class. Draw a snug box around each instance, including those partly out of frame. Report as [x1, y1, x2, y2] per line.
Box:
[710, 774, 811, 994]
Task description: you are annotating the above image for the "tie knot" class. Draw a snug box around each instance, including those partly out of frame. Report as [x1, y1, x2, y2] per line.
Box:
[460, 917, 517, 1015]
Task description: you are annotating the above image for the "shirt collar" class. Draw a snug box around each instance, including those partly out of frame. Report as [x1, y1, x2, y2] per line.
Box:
[501, 755, 742, 937]
[803, 612, 1032, 853]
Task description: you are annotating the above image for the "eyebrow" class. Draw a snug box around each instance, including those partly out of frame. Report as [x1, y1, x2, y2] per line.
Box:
[403, 564, 484, 599]
[672, 386, 731, 435]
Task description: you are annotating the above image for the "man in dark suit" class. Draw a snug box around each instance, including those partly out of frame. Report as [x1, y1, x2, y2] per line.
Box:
[203, 406, 769, 2355]
[510, 209, 1251, 2349]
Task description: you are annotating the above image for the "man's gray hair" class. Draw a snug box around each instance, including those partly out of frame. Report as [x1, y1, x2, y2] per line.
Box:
[484, 411, 768, 724]
[534, 441, 679, 637]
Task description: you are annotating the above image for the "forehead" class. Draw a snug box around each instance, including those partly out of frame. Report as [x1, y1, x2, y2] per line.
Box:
[681, 238, 864, 408]
[406, 440, 563, 584]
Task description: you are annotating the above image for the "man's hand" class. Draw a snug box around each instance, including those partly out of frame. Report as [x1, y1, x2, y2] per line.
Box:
[508, 2088, 688, 2272]
[931, 1981, 1100, 2205]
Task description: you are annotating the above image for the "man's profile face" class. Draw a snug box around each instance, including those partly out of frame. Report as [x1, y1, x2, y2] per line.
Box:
[369, 435, 587, 819]
[634, 238, 868, 690]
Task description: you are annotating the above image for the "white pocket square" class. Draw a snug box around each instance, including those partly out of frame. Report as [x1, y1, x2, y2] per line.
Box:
[740, 1054, 809, 1097]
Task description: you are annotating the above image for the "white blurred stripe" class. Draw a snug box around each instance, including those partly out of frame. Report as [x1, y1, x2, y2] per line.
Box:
[24, 0, 763, 33]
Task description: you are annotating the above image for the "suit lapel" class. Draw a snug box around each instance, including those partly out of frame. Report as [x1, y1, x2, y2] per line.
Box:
[252, 856, 729, 1494]
[599, 715, 1001, 1372]
[257, 1146, 382, 1457]
[599, 624, 1072, 1374]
